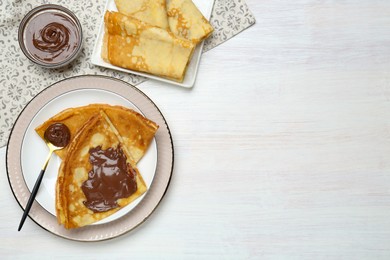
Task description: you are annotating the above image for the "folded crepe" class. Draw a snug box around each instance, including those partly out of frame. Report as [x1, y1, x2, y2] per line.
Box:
[166, 0, 214, 43]
[114, 0, 169, 29]
[102, 11, 195, 82]
[35, 104, 158, 163]
[56, 112, 147, 229]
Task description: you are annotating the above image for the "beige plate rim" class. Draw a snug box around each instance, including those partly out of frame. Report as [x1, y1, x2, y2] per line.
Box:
[6, 75, 174, 242]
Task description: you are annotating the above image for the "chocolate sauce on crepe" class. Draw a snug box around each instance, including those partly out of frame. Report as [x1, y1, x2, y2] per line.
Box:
[81, 145, 138, 213]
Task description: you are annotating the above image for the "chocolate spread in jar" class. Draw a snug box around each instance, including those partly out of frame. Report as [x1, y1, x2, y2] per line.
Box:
[81, 145, 138, 213]
[44, 123, 70, 147]
[24, 11, 80, 64]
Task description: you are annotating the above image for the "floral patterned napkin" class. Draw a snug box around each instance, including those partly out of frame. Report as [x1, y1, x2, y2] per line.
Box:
[0, 0, 255, 147]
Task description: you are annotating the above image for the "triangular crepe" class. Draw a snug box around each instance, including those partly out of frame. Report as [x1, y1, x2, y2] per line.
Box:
[102, 11, 195, 82]
[35, 104, 158, 163]
[166, 0, 214, 43]
[56, 112, 147, 229]
[114, 0, 169, 29]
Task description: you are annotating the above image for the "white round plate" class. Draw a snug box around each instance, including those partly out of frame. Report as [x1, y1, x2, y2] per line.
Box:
[21, 88, 157, 225]
[7, 75, 174, 241]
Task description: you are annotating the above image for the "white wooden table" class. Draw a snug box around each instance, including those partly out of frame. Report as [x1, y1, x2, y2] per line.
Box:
[2, 1, 390, 258]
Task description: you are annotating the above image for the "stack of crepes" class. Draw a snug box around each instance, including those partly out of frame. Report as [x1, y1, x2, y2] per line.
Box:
[102, 0, 214, 82]
[35, 104, 158, 229]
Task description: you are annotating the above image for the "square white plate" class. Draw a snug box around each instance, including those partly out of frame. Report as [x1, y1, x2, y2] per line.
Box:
[91, 0, 215, 88]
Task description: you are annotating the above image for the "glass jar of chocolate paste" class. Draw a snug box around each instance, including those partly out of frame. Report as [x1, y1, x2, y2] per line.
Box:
[18, 5, 83, 68]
